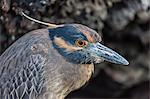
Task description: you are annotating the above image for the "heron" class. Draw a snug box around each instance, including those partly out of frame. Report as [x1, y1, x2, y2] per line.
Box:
[0, 12, 129, 99]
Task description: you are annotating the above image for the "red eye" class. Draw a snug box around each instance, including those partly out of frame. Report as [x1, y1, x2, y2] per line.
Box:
[75, 39, 87, 47]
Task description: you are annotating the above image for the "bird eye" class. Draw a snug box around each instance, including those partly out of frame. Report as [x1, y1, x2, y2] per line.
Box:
[75, 39, 87, 47]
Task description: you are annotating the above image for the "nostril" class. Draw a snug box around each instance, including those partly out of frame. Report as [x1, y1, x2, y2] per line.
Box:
[98, 47, 103, 50]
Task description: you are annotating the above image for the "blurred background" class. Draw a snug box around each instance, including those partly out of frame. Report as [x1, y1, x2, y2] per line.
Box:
[0, 0, 150, 98]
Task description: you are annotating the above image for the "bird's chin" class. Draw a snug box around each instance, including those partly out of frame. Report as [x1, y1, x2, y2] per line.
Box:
[93, 58, 104, 64]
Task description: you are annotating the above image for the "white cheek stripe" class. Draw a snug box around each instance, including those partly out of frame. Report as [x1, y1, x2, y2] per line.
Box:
[54, 37, 83, 52]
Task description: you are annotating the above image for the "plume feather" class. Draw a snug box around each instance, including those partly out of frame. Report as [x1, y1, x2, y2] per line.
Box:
[21, 12, 58, 28]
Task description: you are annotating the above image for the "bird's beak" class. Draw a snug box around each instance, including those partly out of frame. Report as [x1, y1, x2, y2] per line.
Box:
[88, 42, 129, 65]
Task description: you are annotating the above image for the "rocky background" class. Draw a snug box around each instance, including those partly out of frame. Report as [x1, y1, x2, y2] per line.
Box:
[0, 0, 150, 98]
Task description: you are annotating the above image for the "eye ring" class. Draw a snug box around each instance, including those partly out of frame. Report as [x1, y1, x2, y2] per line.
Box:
[75, 39, 87, 47]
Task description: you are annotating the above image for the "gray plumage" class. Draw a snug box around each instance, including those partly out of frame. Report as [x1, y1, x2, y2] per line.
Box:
[0, 29, 94, 99]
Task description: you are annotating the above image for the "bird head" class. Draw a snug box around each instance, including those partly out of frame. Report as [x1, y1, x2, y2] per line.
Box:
[49, 24, 129, 65]
[21, 12, 129, 65]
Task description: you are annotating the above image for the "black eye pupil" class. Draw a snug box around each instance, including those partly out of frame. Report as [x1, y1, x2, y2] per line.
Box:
[78, 41, 83, 45]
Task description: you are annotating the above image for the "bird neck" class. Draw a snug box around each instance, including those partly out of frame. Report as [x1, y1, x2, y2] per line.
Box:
[44, 42, 94, 98]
